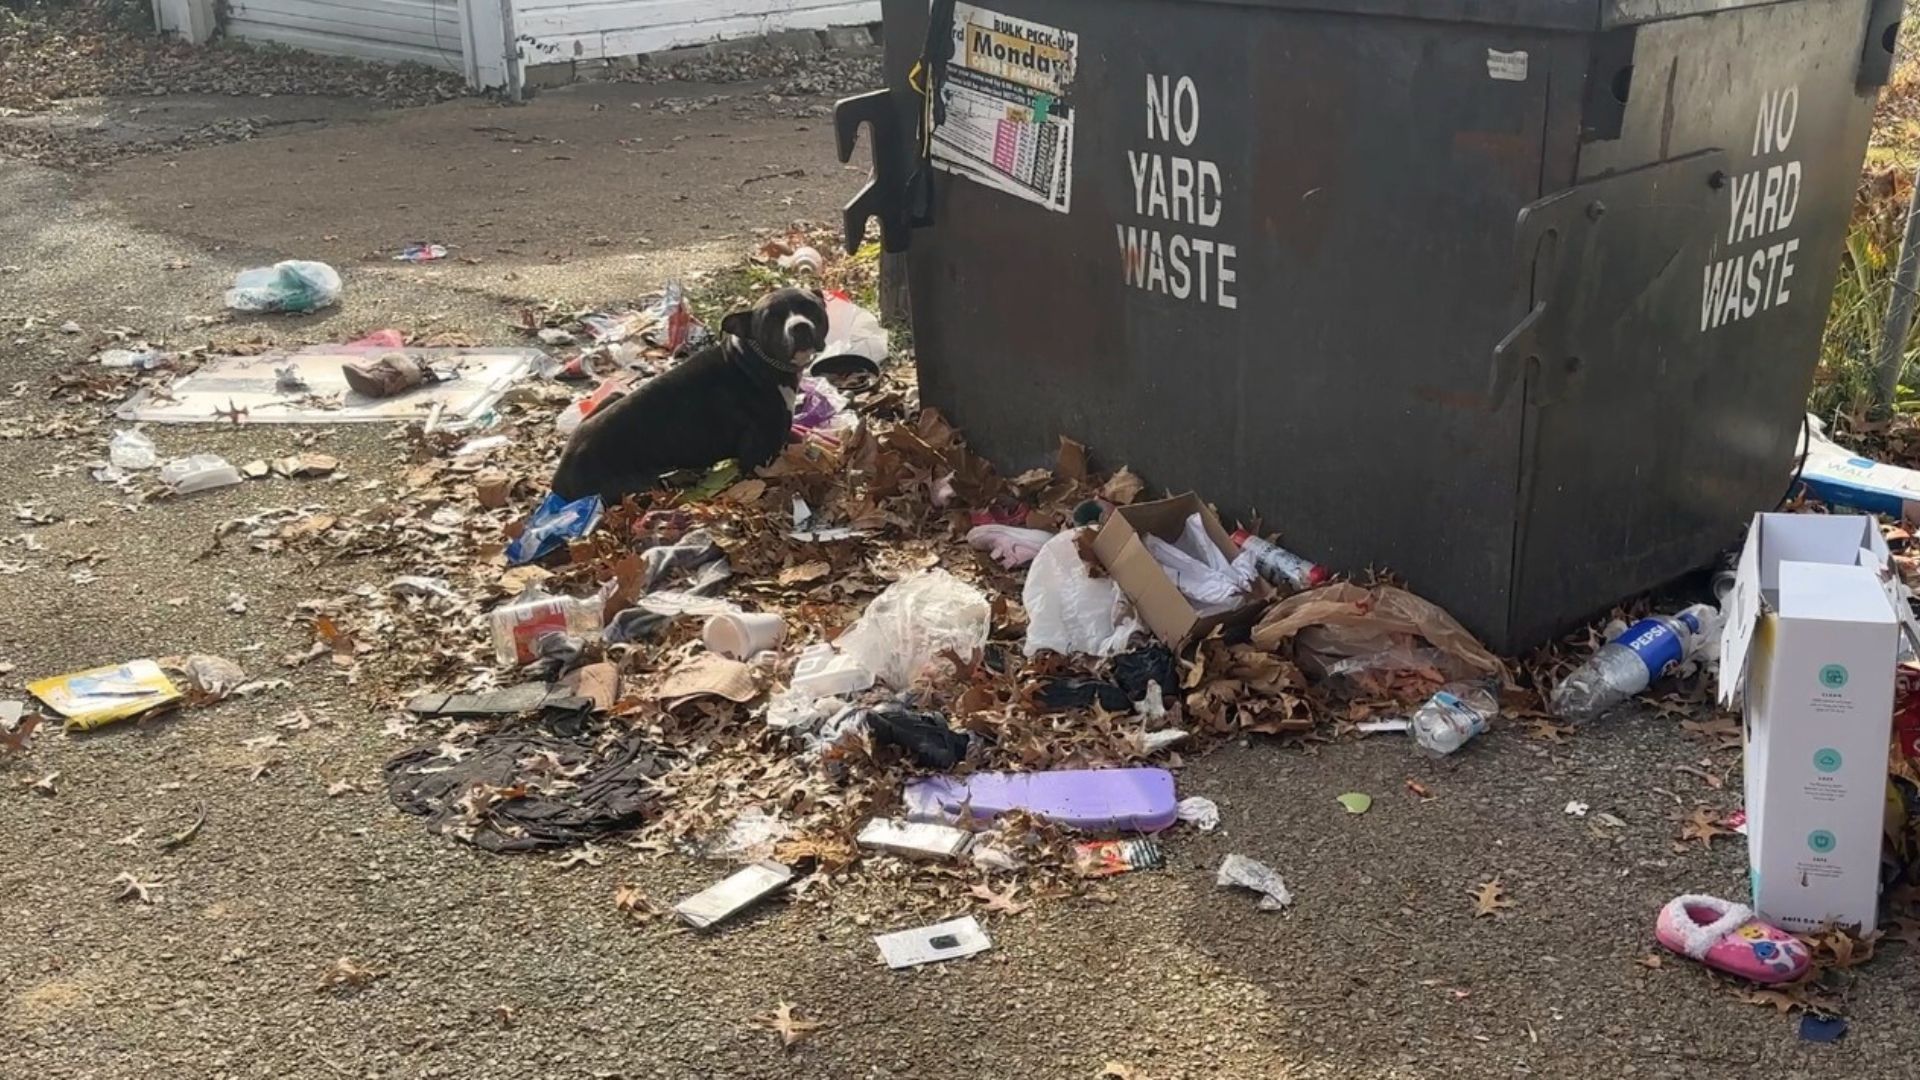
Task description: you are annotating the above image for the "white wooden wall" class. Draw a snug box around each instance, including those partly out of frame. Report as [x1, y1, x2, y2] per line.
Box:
[225, 0, 470, 71]
[511, 0, 877, 64]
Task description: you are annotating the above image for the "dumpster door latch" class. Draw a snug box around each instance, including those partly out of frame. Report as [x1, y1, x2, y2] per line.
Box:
[835, 90, 920, 255]
[1490, 148, 1730, 410]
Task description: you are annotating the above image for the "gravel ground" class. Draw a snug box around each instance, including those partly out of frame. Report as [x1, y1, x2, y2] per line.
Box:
[2, 48, 1919, 1080]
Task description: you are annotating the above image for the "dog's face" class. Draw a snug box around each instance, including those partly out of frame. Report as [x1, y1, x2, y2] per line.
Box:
[721, 287, 829, 368]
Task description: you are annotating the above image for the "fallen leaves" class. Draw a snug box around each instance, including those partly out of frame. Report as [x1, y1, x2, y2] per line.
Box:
[555, 843, 607, 870]
[777, 560, 831, 586]
[157, 805, 206, 851]
[1336, 792, 1372, 815]
[112, 872, 163, 904]
[1675, 806, 1731, 849]
[750, 1001, 827, 1049]
[1470, 878, 1514, 918]
[613, 883, 665, 921]
[26, 770, 57, 796]
[317, 957, 383, 994]
[969, 881, 1031, 916]
[1635, 953, 1665, 970]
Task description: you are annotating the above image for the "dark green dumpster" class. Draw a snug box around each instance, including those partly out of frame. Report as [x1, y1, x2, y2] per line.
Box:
[836, 0, 1904, 652]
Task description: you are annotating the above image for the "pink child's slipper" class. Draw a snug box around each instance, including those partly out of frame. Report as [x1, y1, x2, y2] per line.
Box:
[1655, 894, 1810, 984]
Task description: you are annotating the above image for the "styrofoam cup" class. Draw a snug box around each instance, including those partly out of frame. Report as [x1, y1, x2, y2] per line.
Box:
[704, 611, 786, 659]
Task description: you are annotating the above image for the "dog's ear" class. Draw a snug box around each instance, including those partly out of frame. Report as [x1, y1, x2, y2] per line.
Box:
[808, 287, 825, 302]
[720, 309, 753, 341]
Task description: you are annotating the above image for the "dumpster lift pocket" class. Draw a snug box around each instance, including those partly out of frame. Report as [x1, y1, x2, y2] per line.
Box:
[1489, 149, 1730, 410]
[836, 89, 917, 254]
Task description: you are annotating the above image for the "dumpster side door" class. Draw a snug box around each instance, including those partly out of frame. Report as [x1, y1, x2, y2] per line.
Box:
[1507, 0, 1882, 647]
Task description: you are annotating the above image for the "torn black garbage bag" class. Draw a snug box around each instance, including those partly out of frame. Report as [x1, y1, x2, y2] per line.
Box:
[383, 727, 667, 853]
[860, 703, 971, 769]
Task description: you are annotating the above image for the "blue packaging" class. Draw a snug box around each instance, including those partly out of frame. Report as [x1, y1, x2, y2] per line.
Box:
[505, 491, 603, 565]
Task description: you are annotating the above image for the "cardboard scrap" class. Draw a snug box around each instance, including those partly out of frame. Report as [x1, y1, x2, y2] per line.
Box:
[1092, 493, 1269, 650]
[674, 860, 794, 930]
[657, 655, 758, 706]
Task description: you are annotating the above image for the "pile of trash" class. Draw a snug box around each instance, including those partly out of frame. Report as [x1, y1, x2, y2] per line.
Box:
[9, 229, 1793, 967]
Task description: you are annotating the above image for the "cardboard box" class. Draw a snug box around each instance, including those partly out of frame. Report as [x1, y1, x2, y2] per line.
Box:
[1091, 493, 1270, 650]
[1719, 513, 1902, 933]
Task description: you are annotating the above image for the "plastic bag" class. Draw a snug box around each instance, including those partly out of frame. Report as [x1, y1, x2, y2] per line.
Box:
[1142, 512, 1258, 611]
[1022, 528, 1142, 658]
[159, 454, 242, 494]
[966, 524, 1054, 570]
[108, 429, 157, 470]
[224, 260, 342, 314]
[818, 289, 888, 366]
[505, 491, 603, 565]
[1250, 582, 1506, 683]
[835, 569, 991, 689]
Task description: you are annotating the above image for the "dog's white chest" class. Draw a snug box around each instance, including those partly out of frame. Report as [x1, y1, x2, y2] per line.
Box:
[780, 385, 798, 412]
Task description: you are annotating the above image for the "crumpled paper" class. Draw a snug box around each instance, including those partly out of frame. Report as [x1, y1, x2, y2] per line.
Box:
[1217, 853, 1291, 911]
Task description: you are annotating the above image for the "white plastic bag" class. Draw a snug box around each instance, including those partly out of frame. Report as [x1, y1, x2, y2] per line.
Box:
[835, 569, 990, 688]
[1022, 528, 1141, 658]
[819, 290, 888, 365]
[108, 429, 157, 470]
[1142, 511, 1258, 612]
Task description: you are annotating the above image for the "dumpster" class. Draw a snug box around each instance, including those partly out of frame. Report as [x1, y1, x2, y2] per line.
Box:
[836, 0, 1905, 652]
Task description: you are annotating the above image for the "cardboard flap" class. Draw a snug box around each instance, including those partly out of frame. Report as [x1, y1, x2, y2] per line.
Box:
[1778, 561, 1897, 623]
[1718, 514, 1763, 707]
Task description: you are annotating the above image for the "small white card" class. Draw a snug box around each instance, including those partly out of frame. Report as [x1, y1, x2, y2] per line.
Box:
[874, 916, 992, 969]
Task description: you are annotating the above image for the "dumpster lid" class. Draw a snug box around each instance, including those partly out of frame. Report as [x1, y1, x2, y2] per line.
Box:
[1189, 0, 1792, 31]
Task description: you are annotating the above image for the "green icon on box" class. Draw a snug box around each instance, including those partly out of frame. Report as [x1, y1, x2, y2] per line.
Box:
[1808, 830, 1837, 854]
[1819, 664, 1849, 689]
[1814, 748, 1843, 772]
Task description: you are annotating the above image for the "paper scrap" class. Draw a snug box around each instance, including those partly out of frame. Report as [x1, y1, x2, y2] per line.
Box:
[657, 654, 758, 705]
[1217, 853, 1292, 911]
[874, 916, 993, 969]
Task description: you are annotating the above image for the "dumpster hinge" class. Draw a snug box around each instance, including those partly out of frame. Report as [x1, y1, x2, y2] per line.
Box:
[835, 90, 918, 254]
[1860, 0, 1905, 90]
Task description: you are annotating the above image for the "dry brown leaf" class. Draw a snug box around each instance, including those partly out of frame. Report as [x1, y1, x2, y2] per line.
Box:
[1676, 806, 1729, 849]
[325, 778, 360, 798]
[969, 881, 1030, 916]
[778, 561, 831, 587]
[750, 1001, 827, 1049]
[1, 712, 42, 755]
[1635, 954, 1665, 970]
[27, 770, 58, 796]
[1404, 779, 1433, 801]
[317, 957, 382, 993]
[613, 883, 665, 921]
[1099, 467, 1145, 505]
[1470, 878, 1513, 917]
[1740, 988, 1803, 1015]
[112, 871, 162, 904]
[1056, 437, 1088, 481]
[555, 843, 606, 869]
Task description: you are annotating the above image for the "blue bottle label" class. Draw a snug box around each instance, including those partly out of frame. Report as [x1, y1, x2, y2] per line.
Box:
[1620, 617, 1686, 680]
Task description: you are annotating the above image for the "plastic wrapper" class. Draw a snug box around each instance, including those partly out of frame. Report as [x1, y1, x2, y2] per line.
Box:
[1216, 853, 1292, 911]
[159, 454, 242, 494]
[966, 524, 1054, 570]
[835, 570, 991, 689]
[108, 429, 157, 470]
[224, 260, 342, 313]
[1021, 529, 1141, 658]
[505, 491, 603, 566]
[1141, 511, 1259, 612]
[1250, 582, 1506, 685]
[704, 807, 794, 862]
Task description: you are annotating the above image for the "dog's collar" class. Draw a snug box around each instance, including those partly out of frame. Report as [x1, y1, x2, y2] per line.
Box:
[732, 334, 801, 376]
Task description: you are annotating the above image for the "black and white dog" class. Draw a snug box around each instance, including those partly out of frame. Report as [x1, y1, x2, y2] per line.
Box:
[550, 287, 829, 504]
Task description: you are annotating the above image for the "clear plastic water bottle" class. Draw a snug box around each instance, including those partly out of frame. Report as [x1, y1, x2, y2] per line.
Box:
[1550, 603, 1720, 723]
[1230, 528, 1330, 590]
[1412, 682, 1499, 755]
